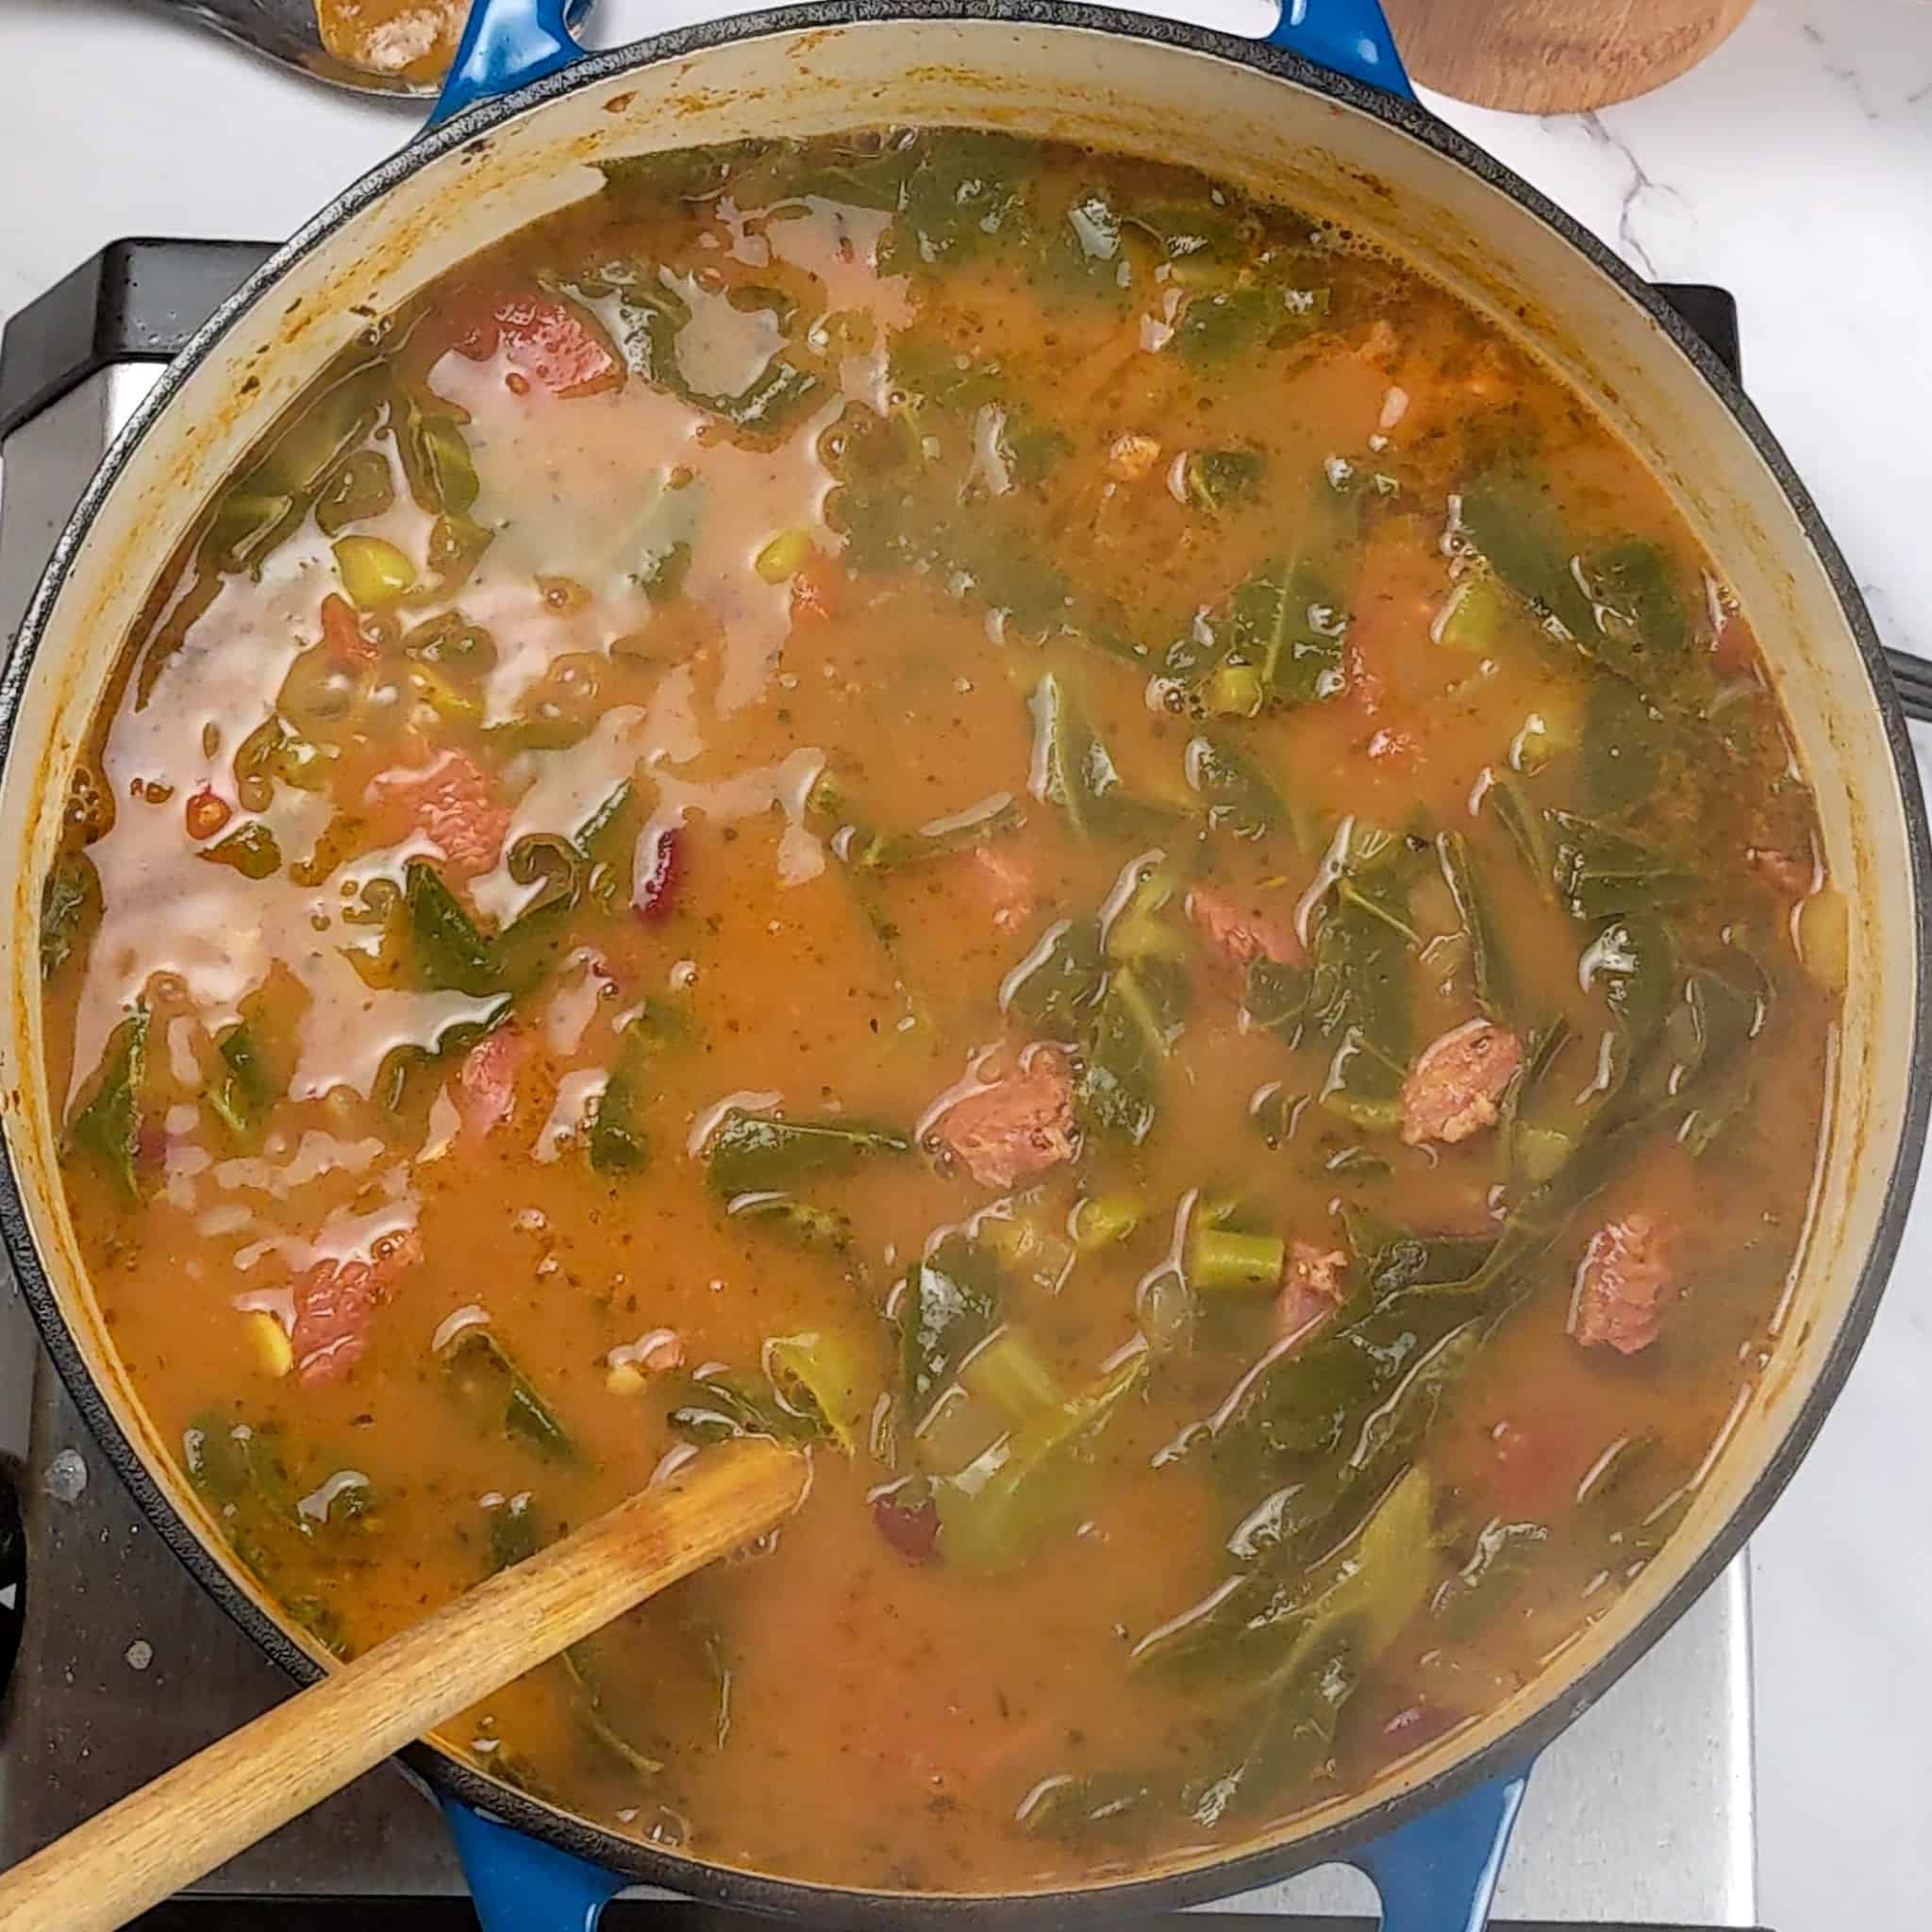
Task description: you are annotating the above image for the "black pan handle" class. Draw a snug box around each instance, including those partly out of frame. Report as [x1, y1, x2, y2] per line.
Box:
[1885, 646, 1932, 726]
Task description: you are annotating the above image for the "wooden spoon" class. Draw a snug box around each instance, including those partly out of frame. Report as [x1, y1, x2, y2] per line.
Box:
[0, 1436, 808, 1932]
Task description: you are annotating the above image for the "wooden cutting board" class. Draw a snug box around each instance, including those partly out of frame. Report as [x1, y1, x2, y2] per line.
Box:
[1379, 0, 1758, 113]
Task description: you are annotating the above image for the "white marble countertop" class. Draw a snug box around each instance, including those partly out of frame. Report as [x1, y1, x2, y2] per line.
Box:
[3, 2, 1928, 1924]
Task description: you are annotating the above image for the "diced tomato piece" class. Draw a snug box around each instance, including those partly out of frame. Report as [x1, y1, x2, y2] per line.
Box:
[1750, 844, 1813, 898]
[456, 1025, 525, 1140]
[1401, 1019, 1523, 1148]
[289, 1228, 422, 1388]
[320, 591, 376, 668]
[972, 842, 1035, 932]
[634, 824, 683, 924]
[1483, 1411, 1600, 1519]
[931, 1050, 1076, 1191]
[1189, 885, 1303, 970]
[449, 282, 624, 399]
[185, 789, 232, 842]
[370, 749, 509, 879]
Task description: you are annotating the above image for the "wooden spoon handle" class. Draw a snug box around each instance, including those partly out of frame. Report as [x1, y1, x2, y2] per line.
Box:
[0, 1438, 808, 1932]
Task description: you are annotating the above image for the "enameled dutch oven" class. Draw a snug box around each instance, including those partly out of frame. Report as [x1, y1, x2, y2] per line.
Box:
[2, 3, 1925, 1925]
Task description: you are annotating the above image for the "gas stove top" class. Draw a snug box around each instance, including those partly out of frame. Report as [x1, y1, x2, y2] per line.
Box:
[0, 244, 1766, 1930]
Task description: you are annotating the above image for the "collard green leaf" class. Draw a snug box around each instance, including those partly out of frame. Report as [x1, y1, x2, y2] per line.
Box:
[1456, 463, 1596, 645]
[899, 1235, 1003, 1416]
[1587, 538, 1691, 676]
[441, 1326, 578, 1462]
[1027, 672, 1168, 838]
[1437, 831, 1515, 1023]
[764, 1330, 874, 1455]
[405, 860, 505, 997]
[1001, 917, 1105, 1033]
[40, 850, 100, 982]
[882, 128, 1037, 269]
[726, 1191, 854, 1255]
[1308, 859, 1415, 1132]
[68, 1006, 149, 1201]
[935, 1351, 1146, 1571]
[1548, 809, 1695, 923]
[669, 1366, 818, 1448]
[1583, 675, 1667, 820]
[1186, 734, 1283, 840]
[704, 1109, 909, 1197]
[1075, 963, 1186, 1147]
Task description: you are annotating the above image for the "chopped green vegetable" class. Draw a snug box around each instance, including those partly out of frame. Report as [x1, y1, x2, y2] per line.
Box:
[1189, 1227, 1286, 1293]
[1548, 809, 1696, 923]
[560, 1643, 666, 1777]
[1176, 280, 1329, 364]
[1072, 1194, 1144, 1252]
[935, 1351, 1146, 1570]
[669, 1365, 816, 1447]
[1438, 831, 1514, 1022]
[1182, 448, 1266, 513]
[1434, 567, 1514, 653]
[1586, 539, 1691, 678]
[405, 860, 505, 998]
[67, 1006, 149, 1201]
[486, 1491, 542, 1572]
[314, 449, 395, 537]
[1028, 672, 1163, 838]
[899, 1235, 1003, 1417]
[1075, 962, 1186, 1147]
[726, 1191, 854, 1254]
[1186, 734, 1283, 841]
[765, 1331, 874, 1454]
[704, 1109, 910, 1197]
[1307, 832, 1417, 1131]
[40, 850, 99, 981]
[441, 1325, 578, 1462]
[958, 1326, 1062, 1423]
[201, 821, 282, 881]
[841, 793, 1026, 872]
[1002, 917, 1105, 1032]
[1457, 463, 1597, 646]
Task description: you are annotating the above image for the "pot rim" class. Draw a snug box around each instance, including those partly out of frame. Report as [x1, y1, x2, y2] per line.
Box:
[4, 2, 1926, 1917]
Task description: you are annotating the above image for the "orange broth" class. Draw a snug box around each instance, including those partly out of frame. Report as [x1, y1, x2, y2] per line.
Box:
[40, 130, 1838, 1890]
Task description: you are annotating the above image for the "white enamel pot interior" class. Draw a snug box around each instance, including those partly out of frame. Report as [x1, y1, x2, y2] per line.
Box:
[1, 6, 1924, 1911]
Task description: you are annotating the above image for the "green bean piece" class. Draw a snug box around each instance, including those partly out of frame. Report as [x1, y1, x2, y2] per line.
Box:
[1189, 1227, 1287, 1293]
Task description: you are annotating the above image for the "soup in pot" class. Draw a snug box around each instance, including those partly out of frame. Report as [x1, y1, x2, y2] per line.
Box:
[40, 129, 1842, 1890]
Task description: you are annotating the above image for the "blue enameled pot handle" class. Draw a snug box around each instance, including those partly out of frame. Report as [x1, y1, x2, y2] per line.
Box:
[434, 5, 1496, 1930]
[432, 0, 1414, 124]
[441, 1797, 626, 1930]
[1349, 1770, 1531, 1931]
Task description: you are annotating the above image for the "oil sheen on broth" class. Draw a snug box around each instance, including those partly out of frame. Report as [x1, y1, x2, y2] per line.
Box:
[42, 130, 1842, 1891]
